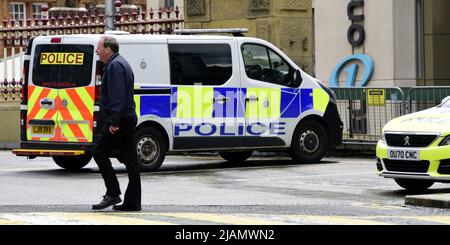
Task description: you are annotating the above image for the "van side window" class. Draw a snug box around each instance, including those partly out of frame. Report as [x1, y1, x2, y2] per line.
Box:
[242, 44, 297, 87]
[169, 44, 232, 86]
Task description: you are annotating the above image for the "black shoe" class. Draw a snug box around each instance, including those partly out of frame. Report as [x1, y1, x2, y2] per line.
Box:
[92, 195, 122, 210]
[113, 204, 142, 211]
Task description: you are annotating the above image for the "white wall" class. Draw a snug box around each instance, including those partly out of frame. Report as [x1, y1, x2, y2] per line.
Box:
[314, 0, 416, 87]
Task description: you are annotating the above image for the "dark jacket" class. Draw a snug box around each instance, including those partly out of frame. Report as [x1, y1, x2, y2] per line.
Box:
[100, 53, 136, 127]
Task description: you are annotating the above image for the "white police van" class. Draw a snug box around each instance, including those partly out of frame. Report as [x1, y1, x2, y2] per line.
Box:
[13, 29, 343, 171]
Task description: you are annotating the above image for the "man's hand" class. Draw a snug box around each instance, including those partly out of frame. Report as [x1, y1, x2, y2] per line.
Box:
[109, 126, 119, 135]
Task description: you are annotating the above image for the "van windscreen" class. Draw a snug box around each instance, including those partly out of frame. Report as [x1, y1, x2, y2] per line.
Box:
[32, 44, 94, 88]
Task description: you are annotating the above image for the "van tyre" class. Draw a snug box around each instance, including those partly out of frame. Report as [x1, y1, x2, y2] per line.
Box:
[290, 120, 328, 164]
[394, 178, 434, 191]
[52, 154, 92, 171]
[219, 151, 253, 163]
[135, 127, 167, 171]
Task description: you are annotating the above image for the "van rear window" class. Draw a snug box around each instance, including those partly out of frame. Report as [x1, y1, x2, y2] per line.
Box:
[32, 44, 94, 88]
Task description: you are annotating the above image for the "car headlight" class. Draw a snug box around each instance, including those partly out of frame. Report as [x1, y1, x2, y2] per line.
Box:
[380, 134, 386, 144]
[439, 135, 450, 146]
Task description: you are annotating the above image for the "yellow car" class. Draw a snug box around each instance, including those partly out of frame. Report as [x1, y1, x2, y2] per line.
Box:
[376, 96, 450, 191]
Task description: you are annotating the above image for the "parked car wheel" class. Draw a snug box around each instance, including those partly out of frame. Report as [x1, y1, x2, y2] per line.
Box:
[135, 127, 167, 171]
[290, 120, 328, 164]
[394, 178, 434, 191]
[52, 154, 92, 171]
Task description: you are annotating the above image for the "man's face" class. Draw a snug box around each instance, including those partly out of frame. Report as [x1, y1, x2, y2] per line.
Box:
[96, 39, 111, 63]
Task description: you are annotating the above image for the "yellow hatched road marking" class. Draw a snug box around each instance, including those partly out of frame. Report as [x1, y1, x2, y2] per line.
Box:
[400, 216, 450, 225]
[3, 213, 450, 225]
[288, 215, 393, 225]
[0, 218, 28, 225]
[155, 213, 294, 225]
[53, 212, 175, 225]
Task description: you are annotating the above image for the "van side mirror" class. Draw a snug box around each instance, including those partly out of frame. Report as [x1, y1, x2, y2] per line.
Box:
[291, 69, 302, 87]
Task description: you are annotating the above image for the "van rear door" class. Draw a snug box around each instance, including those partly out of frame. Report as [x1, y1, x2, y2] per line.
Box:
[28, 38, 95, 143]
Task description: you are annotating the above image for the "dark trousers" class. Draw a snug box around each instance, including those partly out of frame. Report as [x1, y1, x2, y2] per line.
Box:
[93, 116, 141, 206]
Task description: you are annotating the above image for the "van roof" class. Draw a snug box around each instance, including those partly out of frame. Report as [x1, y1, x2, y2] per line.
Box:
[34, 33, 262, 44]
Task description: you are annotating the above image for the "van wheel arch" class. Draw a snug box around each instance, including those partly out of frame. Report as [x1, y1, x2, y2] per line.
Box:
[290, 116, 329, 164]
[296, 115, 329, 146]
[135, 121, 170, 148]
[134, 121, 170, 172]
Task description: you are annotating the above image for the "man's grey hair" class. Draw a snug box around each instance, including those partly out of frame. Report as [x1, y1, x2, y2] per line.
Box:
[101, 36, 119, 53]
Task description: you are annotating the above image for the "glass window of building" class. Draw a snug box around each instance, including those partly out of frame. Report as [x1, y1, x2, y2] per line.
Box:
[9, 2, 26, 21]
[161, 0, 175, 10]
[32, 3, 47, 20]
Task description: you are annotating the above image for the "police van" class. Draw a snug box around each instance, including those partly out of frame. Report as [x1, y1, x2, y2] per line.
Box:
[13, 29, 343, 171]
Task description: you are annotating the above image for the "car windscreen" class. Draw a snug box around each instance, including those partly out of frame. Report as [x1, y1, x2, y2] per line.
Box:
[441, 99, 450, 108]
[32, 44, 94, 88]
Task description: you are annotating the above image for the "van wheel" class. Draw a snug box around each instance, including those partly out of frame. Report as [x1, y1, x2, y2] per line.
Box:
[394, 178, 434, 191]
[52, 154, 92, 171]
[219, 151, 253, 163]
[290, 120, 328, 164]
[135, 127, 167, 171]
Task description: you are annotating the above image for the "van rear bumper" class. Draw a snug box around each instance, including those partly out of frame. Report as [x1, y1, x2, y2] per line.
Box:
[20, 141, 94, 152]
[13, 149, 85, 156]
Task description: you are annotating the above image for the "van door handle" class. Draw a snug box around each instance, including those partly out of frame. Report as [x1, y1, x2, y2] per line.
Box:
[40, 98, 54, 108]
[41, 101, 53, 106]
[214, 95, 230, 104]
[245, 96, 258, 102]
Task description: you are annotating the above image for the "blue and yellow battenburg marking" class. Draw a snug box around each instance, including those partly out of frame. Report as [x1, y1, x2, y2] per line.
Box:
[133, 86, 329, 119]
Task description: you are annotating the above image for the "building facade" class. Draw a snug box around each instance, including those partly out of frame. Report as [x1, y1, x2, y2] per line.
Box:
[314, 0, 450, 87]
[147, 0, 184, 13]
[184, 0, 314, 75]
[0, 0, 152, 22]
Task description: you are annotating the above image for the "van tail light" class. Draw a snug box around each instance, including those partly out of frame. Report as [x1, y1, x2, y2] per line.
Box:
[20, 37, 34, 142]
[20, 110, 27, 141]
[95, 74, 101, 102]
[94, 61, 104, 103]
[21, 60, 29, 104]
[93, 61, 104, 142]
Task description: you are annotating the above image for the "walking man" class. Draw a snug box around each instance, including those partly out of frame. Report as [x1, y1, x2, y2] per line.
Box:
[92, 36, 141, 211]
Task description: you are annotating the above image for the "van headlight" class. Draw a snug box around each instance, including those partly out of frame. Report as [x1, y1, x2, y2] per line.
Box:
[439, 136, 450, 146]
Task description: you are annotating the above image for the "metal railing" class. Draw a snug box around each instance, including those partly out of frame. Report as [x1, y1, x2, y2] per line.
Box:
[407, 86, 450, 113]
[0, 6, 184, 49]
[0, 4, 184, 101]
[332, 86, 450, 145]
[332, 87, 405, 144]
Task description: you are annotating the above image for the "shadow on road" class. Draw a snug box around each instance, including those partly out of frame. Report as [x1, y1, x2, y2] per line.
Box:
[13, 157, 340, 177]
[380, 187, 450, 198]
